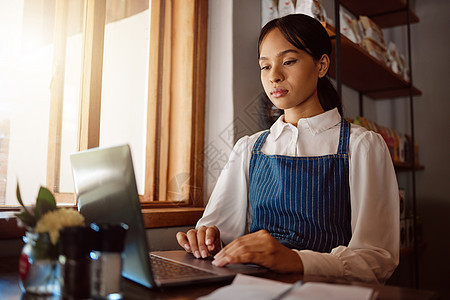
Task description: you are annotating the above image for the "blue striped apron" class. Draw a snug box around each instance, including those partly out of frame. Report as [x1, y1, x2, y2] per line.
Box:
[249, 119, 352, 253]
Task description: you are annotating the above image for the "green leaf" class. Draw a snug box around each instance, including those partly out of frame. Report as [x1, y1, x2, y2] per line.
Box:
[34, 187, 57, 220]
[15, 211, 36, 228]
[15, 183, 36, 227]
[16, 183, 28, 210]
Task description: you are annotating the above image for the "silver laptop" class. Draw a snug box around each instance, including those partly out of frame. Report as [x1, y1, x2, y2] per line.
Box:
[70, 144, 265, 288]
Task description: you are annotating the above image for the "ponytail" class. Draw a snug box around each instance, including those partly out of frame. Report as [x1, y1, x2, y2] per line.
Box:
[317, 76, 342, 115]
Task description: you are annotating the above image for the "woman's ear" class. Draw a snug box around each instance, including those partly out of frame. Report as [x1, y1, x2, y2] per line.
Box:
[318, 54, 330, 78]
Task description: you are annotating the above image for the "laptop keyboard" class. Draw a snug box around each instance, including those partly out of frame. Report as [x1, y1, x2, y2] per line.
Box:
[150, 254, 216, 280]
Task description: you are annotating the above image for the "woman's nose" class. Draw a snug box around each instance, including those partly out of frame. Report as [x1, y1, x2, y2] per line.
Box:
[269, 67, 283, 83]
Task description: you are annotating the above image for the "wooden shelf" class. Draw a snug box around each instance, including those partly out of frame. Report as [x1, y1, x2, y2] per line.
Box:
[394, 161, 424, 171]
[400, 243, 427, 256]
[324, 24, 422, 100]
[339, 0, 419, 28]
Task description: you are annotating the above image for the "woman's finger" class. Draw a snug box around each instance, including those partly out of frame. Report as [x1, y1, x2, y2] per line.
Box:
[196, 226, 208, 258]
[205, 226, 221, 254]
[176, 232, 191, 252]
[186, 229, 201, 258]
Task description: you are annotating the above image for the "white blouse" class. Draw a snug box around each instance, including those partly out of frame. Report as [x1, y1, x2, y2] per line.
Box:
[197, 108, 399, 284]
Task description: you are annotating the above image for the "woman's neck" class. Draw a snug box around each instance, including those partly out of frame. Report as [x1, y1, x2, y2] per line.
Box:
[283, 102, 325, 125]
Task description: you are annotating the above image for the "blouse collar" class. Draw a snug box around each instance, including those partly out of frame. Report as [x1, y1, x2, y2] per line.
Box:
[270, 108, 341, 140]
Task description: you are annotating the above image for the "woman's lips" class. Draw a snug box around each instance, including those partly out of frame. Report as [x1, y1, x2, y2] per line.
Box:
[271, 88, 288, 98]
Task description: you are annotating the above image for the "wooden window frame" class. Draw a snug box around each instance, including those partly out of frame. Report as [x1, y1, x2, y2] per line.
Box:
[1, 0, 208, 236]
[143, 0, 207, 209]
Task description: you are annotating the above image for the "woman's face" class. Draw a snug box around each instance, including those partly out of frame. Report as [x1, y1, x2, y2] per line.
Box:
[259, 28, 323, 116]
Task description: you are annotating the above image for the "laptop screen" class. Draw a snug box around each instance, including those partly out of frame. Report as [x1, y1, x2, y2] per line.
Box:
[70, 144, 155, 288]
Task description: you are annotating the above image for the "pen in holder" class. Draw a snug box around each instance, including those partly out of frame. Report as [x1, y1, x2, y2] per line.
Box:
[89, 223, 128, 299]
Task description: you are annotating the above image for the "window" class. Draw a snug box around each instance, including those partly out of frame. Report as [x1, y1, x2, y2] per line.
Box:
[0, 0, 207, 230]
[0, 0, 83, 206]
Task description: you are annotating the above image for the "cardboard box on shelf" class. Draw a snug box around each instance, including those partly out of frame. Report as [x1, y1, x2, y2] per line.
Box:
[295, 0, 327, 22]
[361, 38, 388, 64]
[262, 0, 279, 27]
[278, 0, 296, 18]
[340, 10, 361, 44]
[359, 16, 386, 49]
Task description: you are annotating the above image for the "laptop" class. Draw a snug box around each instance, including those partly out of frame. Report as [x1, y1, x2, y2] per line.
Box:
[70, 144, 266, 289]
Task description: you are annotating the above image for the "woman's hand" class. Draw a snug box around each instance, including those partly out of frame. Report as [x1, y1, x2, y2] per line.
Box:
[212, 230, 304, 273]
[176, 226, 222, 259]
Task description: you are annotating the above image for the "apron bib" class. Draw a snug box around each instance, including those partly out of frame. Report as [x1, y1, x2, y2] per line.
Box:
[249, 119, 352, 252]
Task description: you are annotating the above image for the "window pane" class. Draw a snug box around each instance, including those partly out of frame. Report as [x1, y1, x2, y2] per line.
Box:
[0, 1, 53, 205]
[99, 1, 150, 195]
[59, 1, 84, 194]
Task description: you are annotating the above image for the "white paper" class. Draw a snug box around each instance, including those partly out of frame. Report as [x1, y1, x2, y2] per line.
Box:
[198, 274, 289, 300]
[198, 274, 374, 300]
[286, 282, 374, 300]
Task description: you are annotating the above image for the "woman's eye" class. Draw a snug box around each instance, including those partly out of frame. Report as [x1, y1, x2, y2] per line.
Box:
[260, 65, 270, 71]
[283, 60, 297, 65]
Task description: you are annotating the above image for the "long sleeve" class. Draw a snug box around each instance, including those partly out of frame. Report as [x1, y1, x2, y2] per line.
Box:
[196, 135, 257, 244]
[197, 110, 399, 284]
[296, 130, 399, 284]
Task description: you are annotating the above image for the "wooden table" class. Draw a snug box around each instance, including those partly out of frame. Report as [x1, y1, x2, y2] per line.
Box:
[0, 256, 440, 300]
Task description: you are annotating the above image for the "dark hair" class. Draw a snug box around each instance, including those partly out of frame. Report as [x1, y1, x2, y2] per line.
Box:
[258, 14, 342, 115]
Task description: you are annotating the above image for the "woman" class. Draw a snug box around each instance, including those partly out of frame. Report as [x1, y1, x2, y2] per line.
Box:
[176, 14, 399, 284]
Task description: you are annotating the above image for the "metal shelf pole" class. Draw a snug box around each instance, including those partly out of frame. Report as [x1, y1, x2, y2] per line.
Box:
[334, 0, 342, 100]
[406, 0, 419, 289]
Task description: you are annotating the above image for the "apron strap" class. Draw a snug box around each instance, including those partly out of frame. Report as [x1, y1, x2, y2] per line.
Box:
[337, 118, 351, 155]
[252, 130, 270, 153]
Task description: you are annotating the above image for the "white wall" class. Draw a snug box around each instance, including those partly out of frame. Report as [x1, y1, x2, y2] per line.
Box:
[232, 0, 264, 140]
[203, 0, 264, 202]
[203, 0, 235, 201]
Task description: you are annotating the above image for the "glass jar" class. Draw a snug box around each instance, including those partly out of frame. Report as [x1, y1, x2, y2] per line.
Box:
[19, 231, 60, 296]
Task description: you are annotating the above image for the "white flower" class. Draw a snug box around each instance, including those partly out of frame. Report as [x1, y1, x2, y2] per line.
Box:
[34, 208, 85, 244]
